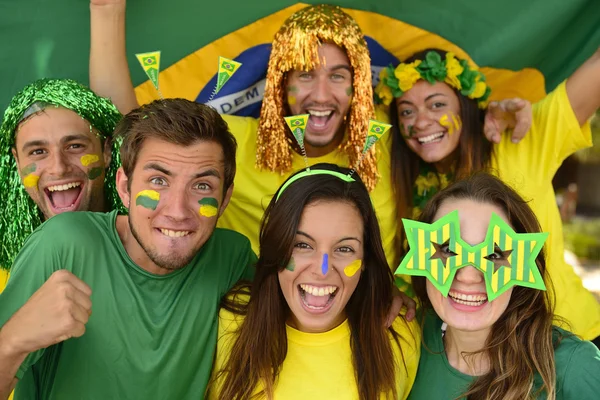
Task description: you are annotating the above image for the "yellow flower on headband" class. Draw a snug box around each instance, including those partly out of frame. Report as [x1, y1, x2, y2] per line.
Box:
[444, 53, 464, 90]
[394, 60, 422, 92]
[375, 68, 394, 106]
[471, 75, 488, 99]
[415, 172, 438, 196]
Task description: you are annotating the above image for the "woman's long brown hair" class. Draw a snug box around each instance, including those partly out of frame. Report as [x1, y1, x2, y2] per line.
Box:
[213, 163, 406, 400]
[390, 48, 493, 250]
[412, 172, 560, 400]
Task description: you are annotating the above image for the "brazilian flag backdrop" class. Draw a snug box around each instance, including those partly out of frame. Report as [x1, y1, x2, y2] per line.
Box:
[0, 0, 599, 114]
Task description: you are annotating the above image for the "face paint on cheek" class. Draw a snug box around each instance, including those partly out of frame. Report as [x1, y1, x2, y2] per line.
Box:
[87, 167, 103, 180]
[198, 197, 219, 217]
[135, 190, 160, 210]
[400, 124, 417, 139]
[345, 86, 353, 97]
[285, 257, 296, 271]
[287, 86, 298, 106]
[439, 114, 462, 136]
[21, 163, 40, 188]
[80, 154, 100, 166]
[321, 253, 329, 275]
[343, 259, 362, 277]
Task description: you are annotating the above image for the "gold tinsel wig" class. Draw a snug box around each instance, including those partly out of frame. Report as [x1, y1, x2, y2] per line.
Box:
[256, 4, 379, 190]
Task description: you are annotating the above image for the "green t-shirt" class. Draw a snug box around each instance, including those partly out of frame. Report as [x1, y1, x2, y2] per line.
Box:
[409, 310, 600, 400]
[0, 210, 256, 399]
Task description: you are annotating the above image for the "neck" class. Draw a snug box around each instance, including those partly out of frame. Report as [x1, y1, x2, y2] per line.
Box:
[302, 123, 346, 158]
[115, 215, 172, 276]
[433, 151, 458, 174]
[444, 326, 490, 376]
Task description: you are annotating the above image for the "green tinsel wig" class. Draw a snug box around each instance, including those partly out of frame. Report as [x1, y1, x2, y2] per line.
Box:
[0, 78, 124, 270]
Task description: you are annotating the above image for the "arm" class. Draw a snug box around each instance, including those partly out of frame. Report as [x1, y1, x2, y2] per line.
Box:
[566, 46, 600, 125]
[90, 0, 139, 114]
[0, 270, 92, 397]
[484, 98, 532, 144]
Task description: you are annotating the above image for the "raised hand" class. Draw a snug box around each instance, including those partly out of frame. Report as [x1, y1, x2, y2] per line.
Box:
[0, 270, 92, 357]
[484, 98, 532, 144]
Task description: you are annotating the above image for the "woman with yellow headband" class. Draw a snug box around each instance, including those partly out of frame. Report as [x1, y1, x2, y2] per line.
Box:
[375, 47, 600, 347]
[208, 163, 419, 400]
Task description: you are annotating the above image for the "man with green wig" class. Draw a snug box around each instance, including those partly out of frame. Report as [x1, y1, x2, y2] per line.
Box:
[0, 78, 123, 293]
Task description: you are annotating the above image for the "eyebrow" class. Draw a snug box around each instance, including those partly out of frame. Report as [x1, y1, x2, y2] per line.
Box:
[20, 133, 92, 152]
[397, 92, 447, 106]
[297, 231, 361, 244]
[143, 163, 221, 180]
[328, 64, 352, 73]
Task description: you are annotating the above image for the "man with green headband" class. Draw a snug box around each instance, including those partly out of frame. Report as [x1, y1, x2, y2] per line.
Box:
[0, 78, 123, 294]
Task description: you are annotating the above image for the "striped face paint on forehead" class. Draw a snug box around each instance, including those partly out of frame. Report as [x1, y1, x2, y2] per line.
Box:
[439, 113, 462, 136]
[21, 163, 39, 188]
[135, 190, 160, 210]
[198, 197, 219, 217]
[396, 210, 548, 301]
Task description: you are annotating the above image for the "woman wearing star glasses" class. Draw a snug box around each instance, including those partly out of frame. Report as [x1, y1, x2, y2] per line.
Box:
[403, 173, 600, 400]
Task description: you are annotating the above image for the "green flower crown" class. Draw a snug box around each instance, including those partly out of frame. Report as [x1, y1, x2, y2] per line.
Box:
[375, 51, 492, 109]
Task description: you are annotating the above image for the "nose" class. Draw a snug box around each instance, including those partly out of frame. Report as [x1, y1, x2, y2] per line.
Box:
[160, 189, 193, 221]
[46, 151, 70, 177]
[455, 265, 484, 284]
[311, 76, 333, 104]
[413, 108, 435, 131]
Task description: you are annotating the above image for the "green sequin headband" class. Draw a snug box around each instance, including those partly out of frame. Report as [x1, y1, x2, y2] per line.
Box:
[0, 78, 123, 270]
[275, 169, 356, 201]
[374, 51, 492, 109]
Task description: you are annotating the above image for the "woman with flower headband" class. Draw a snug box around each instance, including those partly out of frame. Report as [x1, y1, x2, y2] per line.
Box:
[397, 173, 600, 399]
[375, 47, 600, 345]
[208, 163, 420, 400]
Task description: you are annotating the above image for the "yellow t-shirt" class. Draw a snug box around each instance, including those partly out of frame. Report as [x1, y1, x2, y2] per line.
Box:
[210, 304, 420, 399]
[491, 81, 600, 340]
[0, 269, 8, 294]
[219, 113, 399, 268]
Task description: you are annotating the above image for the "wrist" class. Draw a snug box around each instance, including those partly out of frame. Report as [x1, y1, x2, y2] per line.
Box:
[0, 328, 28, 362]
[90, 3, 126, 16]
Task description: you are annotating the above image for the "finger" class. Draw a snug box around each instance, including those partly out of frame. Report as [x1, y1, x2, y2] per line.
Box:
[405, 308, 416, 322]
[65, 273, 92, 297]
[504, 98, 527, 113]
[511, 109, 532, 143]
[68, 302, 91, 325]
[402, 295, 417, 314]
[69, 287, 93, 314]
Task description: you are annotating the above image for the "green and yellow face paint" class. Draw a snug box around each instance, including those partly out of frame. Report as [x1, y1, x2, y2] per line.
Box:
[439, 113, 462, 136]
[287, 86, 298, 105]
[21, 163, 39, 188]
[135, 190, 160, 210]
[80, 154, 103, 180]
[285, 257, 296, 272]
[343, 259, 362, 277]
[198, 197, 219, 217]
[395, 210, 548, 301]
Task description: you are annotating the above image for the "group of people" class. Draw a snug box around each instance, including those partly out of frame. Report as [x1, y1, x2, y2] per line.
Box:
[0, 1, 599, 399]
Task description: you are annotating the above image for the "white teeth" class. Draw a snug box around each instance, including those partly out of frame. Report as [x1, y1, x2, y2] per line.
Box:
[417, 132, 444, 144]
[47, 182, 81, 192]
[299, 284, 338, 296]
[448, 291, 487, 305]
[159, 229, 191, 238]
[307, 110, 333, 117]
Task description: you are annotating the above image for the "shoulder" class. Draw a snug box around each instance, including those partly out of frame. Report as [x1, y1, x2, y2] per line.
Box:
[222, 114, 259, 142]
[27, 211, 113, 245]
[554, 327, 600, 363]
[553, 327, 600, 389]
[209, 228, 253, 248]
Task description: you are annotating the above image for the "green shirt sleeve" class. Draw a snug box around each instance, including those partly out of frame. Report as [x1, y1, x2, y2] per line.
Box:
[559, 339, 600, 398]
[0, 228, 62, 379]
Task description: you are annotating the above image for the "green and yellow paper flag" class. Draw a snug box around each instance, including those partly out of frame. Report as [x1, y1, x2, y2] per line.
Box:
[215, 56, 242, 95]
[284, 114, 309, 148]
[363, 119, 392, 153]
[135, 51, 161, 91]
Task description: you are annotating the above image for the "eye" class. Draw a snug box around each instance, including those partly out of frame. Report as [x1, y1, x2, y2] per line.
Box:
[331, 73, 346, 82]
[29, 148, 46, 156]
[485, 244, 510, 261]
[194, 182, 211, 191]
[150, 177, 167, 186]
[67, 143, 85, 150]
[294, 242, 312, 250]
[335, 246, 355, 254]
[399, 109, 413, 117]
[431, 102, 446, 109]
[298, 72, 312, 80]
